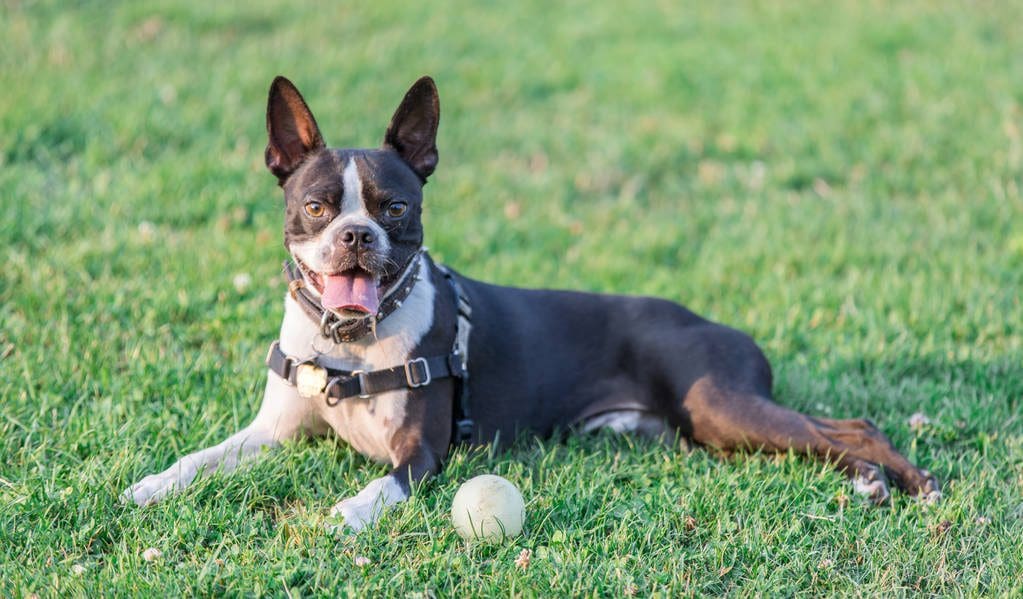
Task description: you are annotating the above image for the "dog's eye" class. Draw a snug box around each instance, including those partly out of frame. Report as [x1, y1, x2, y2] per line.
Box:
[387, 201, 408, 218]
[304, 201, 326, 218]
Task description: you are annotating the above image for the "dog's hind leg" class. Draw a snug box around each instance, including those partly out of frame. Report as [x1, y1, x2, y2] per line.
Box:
[680, 377, 940, 503]
[122, 373, 321, 506]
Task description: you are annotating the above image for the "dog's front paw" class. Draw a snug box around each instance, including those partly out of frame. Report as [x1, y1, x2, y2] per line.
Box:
[326, 475, 408, 533]
[328, 496, 379, 532]
[120, 471, 185, 507]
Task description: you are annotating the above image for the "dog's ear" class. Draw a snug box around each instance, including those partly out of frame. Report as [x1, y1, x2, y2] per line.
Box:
[383, 76, 440, 181]
[265, 76, 325, 185]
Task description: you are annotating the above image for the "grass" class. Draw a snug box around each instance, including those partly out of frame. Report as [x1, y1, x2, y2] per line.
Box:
[2, 0, 1022, 595]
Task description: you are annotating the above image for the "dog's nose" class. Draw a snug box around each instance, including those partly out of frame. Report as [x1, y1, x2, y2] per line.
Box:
[338, 224, 377, 250]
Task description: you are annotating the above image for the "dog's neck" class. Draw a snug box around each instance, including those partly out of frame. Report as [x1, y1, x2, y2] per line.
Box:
[277, 253, 436, 372]
[286, 249, 425, 344]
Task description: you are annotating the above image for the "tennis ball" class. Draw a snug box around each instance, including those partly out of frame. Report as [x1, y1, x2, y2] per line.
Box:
[451, 474, 525, 541]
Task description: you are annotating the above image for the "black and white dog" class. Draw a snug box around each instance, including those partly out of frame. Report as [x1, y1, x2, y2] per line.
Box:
[123, 76, 940, 529]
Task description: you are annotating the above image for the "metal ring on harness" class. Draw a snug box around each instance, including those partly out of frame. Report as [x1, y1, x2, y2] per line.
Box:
[319, 311, 333, 339]
[323, 377, 343, 406]
[329, 320, 346, 345]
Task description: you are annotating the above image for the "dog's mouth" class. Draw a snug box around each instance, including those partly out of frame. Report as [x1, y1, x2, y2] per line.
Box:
[295, 258, 380, 316]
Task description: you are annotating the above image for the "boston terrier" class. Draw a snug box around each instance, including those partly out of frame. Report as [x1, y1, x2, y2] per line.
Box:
[123, 76, 941, 529]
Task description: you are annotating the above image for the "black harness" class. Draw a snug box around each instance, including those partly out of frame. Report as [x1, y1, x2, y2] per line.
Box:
[265, 254, 475, 445]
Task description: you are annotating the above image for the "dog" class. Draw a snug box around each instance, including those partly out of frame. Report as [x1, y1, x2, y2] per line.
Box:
[123, 76, 941, 529]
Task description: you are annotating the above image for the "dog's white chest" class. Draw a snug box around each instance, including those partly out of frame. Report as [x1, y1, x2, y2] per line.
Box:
[319, 391, 406, 463]
[277, 256, 435, 465]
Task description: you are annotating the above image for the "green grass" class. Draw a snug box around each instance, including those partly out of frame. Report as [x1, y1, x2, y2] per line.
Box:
[3, 0, 1023, 595]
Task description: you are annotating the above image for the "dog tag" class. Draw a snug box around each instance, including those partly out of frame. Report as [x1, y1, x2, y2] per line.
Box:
[296, 363, 328, 397]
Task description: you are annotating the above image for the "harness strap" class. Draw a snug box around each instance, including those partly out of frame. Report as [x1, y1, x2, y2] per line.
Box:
[265, 340, 463, 405]
[438, 265, 474, 445]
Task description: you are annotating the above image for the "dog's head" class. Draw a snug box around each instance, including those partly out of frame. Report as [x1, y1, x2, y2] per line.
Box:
[265, 76, 439, 318]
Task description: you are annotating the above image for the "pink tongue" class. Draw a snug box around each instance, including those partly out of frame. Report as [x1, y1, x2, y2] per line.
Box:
[321, 271, 380, 315]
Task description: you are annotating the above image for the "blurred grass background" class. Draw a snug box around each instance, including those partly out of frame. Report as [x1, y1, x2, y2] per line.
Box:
[2, 0, 1022, 595]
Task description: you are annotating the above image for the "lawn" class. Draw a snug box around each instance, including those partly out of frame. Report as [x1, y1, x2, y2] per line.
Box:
[2, 0, 1022, 595]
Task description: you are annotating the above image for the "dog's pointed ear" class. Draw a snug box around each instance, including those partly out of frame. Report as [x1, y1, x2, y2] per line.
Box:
[265, 76, 325, 185]
[383, 76, 440, 181]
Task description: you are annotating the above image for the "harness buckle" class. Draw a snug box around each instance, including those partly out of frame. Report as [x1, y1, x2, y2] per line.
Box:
[447, 350, 467, 378]
[266, 341, 297, 381]
[324, 377, 343, 406]
[456, 297, 472, 319]
[404, 357, 432, 388]
[295, 362, 328, 398]
[319, 311, 334, 339]
[264, 341, 278, 367]
[351, 370, 371, 399]
[455, 418, 474, 443]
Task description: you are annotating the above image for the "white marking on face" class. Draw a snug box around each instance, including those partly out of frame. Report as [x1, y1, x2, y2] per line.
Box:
[288, 157, 390, 281]
[340, 158, 366, 217]
[329, 474, 408, 531]
[278, 254, 435, 463]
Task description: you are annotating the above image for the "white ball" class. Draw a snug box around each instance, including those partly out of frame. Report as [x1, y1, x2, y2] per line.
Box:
[450, 474, 525, 541]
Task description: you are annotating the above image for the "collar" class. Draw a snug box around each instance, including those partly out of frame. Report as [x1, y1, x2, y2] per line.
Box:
[284, 251, 423, 343]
